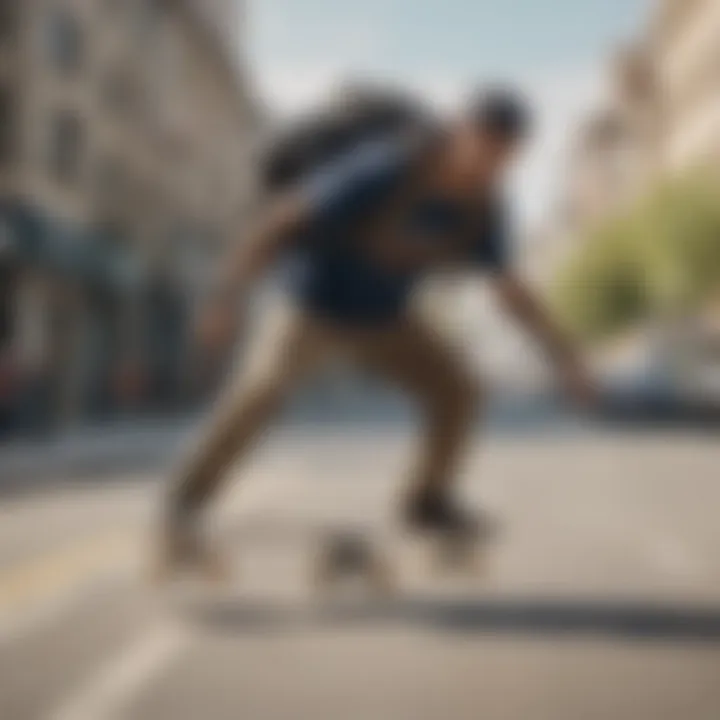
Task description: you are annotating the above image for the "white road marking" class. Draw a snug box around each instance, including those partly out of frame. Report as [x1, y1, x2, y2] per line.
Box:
[49, 622, 187, 720]
[0, 464, 305, 714]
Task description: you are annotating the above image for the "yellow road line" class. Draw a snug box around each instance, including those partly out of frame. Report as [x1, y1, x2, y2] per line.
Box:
[0, 530, 138, 620]
[0, 473, 294, 626]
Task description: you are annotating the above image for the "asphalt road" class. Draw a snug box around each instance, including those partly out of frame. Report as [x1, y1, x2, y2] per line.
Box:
[1, 427, 719, 720]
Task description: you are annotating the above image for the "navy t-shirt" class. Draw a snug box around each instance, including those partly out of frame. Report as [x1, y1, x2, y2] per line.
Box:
[282, 137, 510, 324]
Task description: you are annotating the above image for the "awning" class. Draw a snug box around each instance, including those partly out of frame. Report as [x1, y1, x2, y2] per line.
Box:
[0, 202, 44, 262]
[0, 201, 145, 292]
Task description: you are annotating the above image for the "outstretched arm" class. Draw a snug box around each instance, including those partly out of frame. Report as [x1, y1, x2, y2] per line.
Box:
[214, 194, 307, 303]
[199, 192, 309, 349]
[492, 272, 597, 407]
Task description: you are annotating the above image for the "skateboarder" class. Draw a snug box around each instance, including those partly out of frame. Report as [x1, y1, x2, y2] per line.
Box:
[160, 86, 596, 575]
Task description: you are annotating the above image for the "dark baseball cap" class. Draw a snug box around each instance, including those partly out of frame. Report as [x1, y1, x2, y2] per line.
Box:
[467, 86, 533, 140]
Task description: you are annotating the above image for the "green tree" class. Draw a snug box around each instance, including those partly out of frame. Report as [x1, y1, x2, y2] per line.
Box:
[551, 170, 720, 343]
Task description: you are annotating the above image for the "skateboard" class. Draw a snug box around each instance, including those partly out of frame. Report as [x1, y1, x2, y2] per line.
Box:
[312, 522, 496, 595]
[153, 515, 498, 599]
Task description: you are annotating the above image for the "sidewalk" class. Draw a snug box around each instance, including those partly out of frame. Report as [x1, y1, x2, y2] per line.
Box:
[0, 418, 195, 490]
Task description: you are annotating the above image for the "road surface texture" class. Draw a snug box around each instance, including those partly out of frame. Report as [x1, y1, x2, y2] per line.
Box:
[0, 426, 719, 720]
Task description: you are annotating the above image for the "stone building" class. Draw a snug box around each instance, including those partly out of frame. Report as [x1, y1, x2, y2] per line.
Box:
[560, 44, 660, 242]
[0, 0, 257, 433]
[535, 0, 720, 399]
[558, 0, 720, 241]
[651, 0, 720, 171]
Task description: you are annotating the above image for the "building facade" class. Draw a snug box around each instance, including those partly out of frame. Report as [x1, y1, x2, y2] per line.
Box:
[565, 0, 720, 203]
[559, 44, 660, 243]
[536, 0, 720, 398]
[651, 0, 720, 171]
[0, 0, 257, 434]
[545, 0, 720, 276]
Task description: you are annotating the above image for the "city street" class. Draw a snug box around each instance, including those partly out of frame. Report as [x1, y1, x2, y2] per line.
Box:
[0, 426, 719, 720]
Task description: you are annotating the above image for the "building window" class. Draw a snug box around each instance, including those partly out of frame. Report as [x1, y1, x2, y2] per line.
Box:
[48, 112, 85, 185]
[101, 65, 138, 117]
[0, 261, 15, 350]
[44, 9, 84, 76]
[0, 1, 18, 41]
[0, 86, 15, 166]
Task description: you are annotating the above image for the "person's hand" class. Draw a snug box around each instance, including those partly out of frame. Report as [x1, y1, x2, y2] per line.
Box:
[560, 359, 600, 411]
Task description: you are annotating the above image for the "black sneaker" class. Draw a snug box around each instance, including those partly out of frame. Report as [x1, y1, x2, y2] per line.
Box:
[403, 492, 497, 541]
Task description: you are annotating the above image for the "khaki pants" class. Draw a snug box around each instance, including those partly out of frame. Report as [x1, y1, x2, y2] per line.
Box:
[170, 301, 482, 513]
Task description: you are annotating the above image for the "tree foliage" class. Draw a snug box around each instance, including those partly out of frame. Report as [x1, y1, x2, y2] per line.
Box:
[551, 170, 720, 342]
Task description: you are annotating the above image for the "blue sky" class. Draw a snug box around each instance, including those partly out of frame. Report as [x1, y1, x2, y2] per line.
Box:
[245, 0, 651, 226]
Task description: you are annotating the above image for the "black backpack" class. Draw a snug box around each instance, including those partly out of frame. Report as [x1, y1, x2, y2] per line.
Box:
[260, 84, 430, 192]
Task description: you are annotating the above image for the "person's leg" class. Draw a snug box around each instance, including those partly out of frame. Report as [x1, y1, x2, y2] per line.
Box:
[163, 302, 332, 564]
[355, 315, 483, 529]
